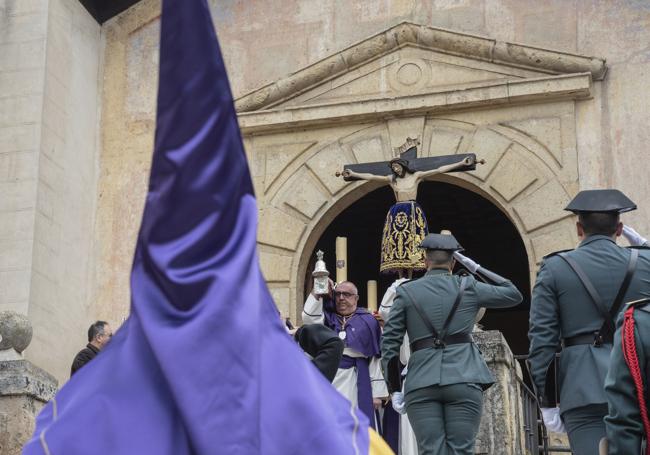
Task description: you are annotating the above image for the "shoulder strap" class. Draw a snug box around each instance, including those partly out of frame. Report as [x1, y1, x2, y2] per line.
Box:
[408, 291, 440, 341]
[557, 253, 610, 320]
[558, 249, 640, 340]
[600, 248, 639, 337]
[440, 276, 469, 339]
[408, 276, 469, 342]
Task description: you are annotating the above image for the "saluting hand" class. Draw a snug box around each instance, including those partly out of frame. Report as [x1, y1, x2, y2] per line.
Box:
[622, 224, 648, 246]
[453, 251, 480, 273]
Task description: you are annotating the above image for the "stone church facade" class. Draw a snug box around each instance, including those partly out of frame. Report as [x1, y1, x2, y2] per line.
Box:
[2, 0, 650, 422]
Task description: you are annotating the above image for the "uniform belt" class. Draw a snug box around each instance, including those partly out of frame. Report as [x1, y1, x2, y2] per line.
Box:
[562, 332, 612, 348]
[410, 333, 472, 352]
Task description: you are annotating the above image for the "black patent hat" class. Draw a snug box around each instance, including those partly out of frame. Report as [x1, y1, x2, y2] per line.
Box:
[564, 189, 637, 214]
[419, 232, 463, 251]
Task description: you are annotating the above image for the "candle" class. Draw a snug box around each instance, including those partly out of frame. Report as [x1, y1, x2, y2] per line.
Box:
[335, 236, 347, 283]
[367, 280, 378, 313]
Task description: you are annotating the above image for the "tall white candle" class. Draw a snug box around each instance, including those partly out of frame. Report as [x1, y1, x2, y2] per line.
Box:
[367, 280, 378, 313]
[335, 236, 347, 283]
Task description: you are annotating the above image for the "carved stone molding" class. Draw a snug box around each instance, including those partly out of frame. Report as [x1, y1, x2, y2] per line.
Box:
[235, 21, 607, 113]
[238, 73, 592, 135]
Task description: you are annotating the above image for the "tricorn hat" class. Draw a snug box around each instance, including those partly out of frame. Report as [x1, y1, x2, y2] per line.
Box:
[564, 189, 637, 214]
[419, 232, 463, 251]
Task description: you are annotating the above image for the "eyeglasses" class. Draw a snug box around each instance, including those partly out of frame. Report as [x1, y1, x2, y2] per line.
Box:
[334, 291, 357, 298]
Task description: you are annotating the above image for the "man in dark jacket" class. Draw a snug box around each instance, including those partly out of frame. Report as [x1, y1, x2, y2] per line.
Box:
[71, 321, 112, 376]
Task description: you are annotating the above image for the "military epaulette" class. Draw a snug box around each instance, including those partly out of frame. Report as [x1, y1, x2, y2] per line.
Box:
[397, 279, 412, 286]
[542, 248, 574, 260]
[625, 297, 650, 308]
[627, 245, 650, 250]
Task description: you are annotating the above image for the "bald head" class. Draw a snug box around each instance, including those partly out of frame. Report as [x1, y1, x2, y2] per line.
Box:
[334, 281, 359, 316]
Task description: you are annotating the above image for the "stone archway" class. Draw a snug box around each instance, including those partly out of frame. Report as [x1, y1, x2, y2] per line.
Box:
[251, 116, 579, 321]
[304, 179, 532, 353]
[238, 22, 605, 320]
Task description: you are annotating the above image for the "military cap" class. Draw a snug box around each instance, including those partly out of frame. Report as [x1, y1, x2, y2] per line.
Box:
[564, 189, 637, 214]
[419, 232, 463, 251]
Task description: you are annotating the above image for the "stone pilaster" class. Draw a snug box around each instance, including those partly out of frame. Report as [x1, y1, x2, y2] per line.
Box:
[473, 330, 526, 455]
[0, 360, 57, 455]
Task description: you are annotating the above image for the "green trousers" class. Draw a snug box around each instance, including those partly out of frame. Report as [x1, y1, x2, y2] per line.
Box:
[562, 403, 608, 455]
[405, 383, 483, 455]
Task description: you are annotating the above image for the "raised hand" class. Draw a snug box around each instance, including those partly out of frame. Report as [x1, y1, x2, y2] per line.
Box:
[622, 224, 648, 246]
[453, 251, 480, 274]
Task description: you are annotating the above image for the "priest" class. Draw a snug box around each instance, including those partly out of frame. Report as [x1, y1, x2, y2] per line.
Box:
[303, 279, 388, 427]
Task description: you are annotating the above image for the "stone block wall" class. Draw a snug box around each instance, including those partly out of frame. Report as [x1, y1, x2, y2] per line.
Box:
[0, 360, 57, 455]
[27, 0, 102, 384]
[0, 0, 48, 316]
[0, 0, 102, 383]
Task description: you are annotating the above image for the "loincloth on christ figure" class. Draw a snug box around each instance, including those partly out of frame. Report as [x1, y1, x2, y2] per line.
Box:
[380, 200, 428, 273]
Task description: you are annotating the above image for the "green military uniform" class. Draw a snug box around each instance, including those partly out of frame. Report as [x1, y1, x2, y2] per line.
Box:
[528, 189, 650, 455]
[604, 299, 650, 454]
[382, 233, 522, 455]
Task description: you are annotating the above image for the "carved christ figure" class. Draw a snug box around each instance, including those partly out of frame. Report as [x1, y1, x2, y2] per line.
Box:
[336, 151, 481, 278]
[341, 155, 474, 203]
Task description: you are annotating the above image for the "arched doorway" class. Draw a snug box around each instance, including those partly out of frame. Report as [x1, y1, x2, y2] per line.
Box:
[304, 180, 531, 356]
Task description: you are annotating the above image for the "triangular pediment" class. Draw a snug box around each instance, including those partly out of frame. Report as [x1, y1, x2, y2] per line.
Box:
[236, 22, 606, 113]
[280, 45, 548, 108]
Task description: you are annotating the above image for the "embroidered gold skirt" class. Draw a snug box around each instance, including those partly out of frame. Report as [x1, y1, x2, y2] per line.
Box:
[380, 201, 428, 273]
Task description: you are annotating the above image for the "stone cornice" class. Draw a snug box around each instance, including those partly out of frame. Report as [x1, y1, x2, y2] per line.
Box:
[238, 73, 592, 135]
[235, 21, 606, 113]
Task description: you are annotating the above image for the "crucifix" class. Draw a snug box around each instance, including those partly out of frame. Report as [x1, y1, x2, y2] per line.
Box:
[335, 138, 484, 278]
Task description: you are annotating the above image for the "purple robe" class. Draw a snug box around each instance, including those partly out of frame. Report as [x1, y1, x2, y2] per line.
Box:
[323, 304, 382, 424]
[323, 307, 382, 358]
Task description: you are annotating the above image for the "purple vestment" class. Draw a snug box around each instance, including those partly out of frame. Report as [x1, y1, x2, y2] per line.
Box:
[324, 307, 382, 358]
[324, 304, 382, 424]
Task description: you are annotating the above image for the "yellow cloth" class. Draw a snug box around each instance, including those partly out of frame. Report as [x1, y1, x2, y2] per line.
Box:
[368, 428, 395, 455]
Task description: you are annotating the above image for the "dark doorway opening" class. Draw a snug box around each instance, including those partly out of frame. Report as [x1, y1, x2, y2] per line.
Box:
[305, 181, 531, 356]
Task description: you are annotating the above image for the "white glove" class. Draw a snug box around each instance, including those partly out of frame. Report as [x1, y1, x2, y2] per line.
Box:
[541, 407, 566, 433]
[623, 225, 648, 246]
[391, 392, 407, 415]
[453, 251, 480, 274]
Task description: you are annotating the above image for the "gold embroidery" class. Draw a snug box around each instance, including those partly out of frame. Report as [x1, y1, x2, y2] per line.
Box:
[380, 201, 428, 273]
